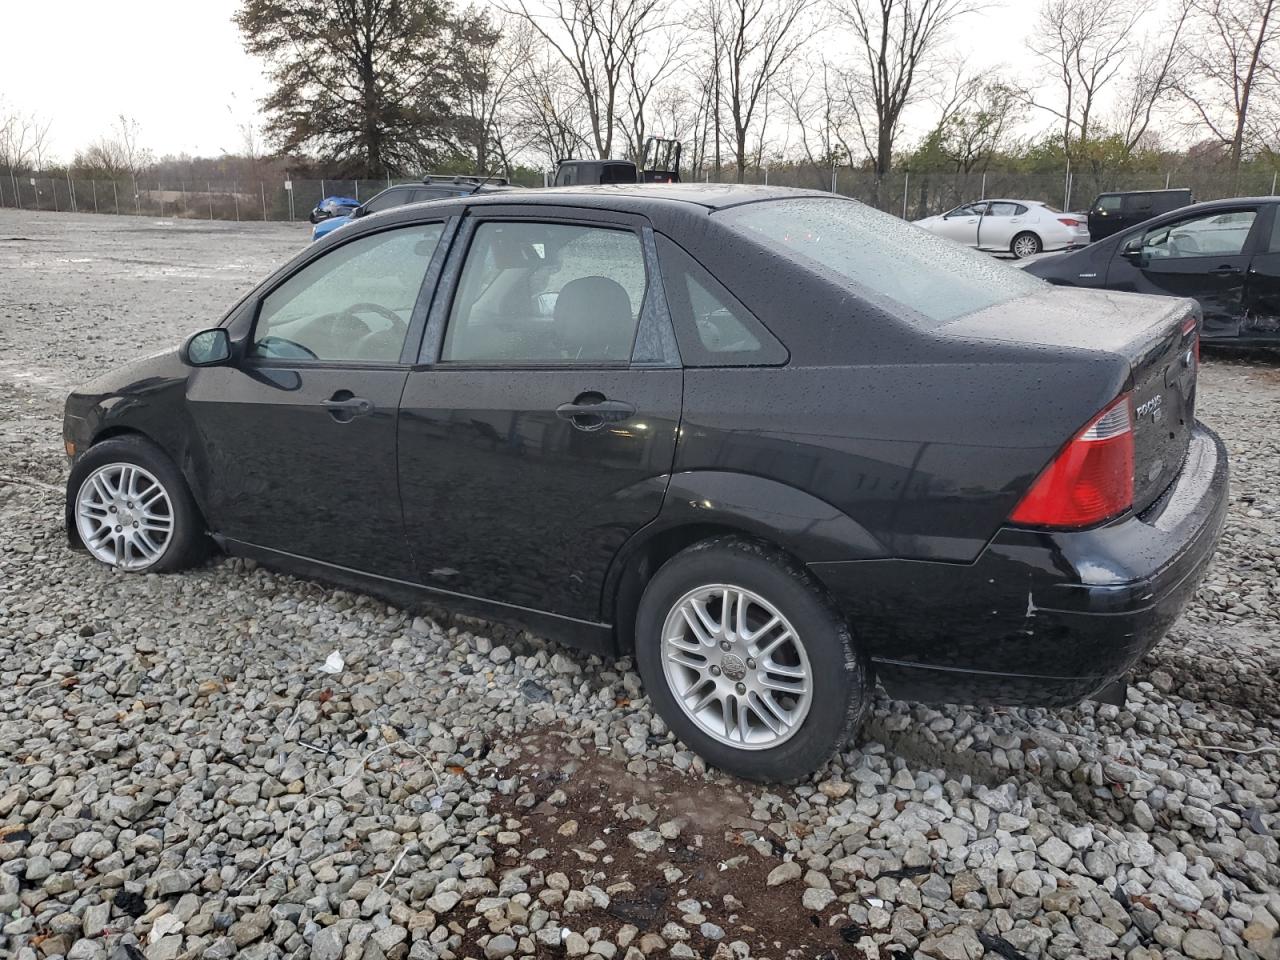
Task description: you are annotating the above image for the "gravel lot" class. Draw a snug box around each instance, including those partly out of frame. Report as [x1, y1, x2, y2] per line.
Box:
[1, 209, 1277, 960]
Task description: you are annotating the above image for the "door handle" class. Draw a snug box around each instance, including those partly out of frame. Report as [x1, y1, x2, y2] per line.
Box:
[556, 397, 635, 431]
[1209, 265, 1241, 276]
[322, 393, 374, 421]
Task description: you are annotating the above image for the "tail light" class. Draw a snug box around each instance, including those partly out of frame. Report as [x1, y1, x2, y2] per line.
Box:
[1182, 314, 1199, 371]
[1010, 395, 1135, 529]
[1057, 217, 1083, 227]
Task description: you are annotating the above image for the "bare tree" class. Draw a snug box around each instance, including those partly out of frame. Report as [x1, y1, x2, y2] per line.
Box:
[709, 0, 815, 182]
[454, 9, 536, 175]
[1177, 0, 1278, 174]
[506, 0, 671, 159]
[73, 116, 153, 180]
[831, 0, 981, 177]
[1026, 0, 1151, 156]
[930, 69, 1023, 172]
[620, 26, 686, 162]
[508, 46, 594, 169]
[779, 60, 864, 184]
[1114, 0, 1194, 154]
[0, 101, 53, 173]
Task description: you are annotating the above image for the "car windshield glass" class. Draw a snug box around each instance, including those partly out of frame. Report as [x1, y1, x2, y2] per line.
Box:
[719, 196, 1044, 325]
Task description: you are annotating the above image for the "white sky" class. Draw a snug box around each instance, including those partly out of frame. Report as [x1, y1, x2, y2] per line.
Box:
[3, 0, 1125, 164]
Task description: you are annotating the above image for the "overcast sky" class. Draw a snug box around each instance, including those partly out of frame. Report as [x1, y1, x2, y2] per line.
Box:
[4, 0, 1130, 164]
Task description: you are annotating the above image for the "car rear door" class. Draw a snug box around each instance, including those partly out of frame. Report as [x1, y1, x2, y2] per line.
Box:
[975, 202, 1023, 250]
[1107, 206, 1262, 340]
[186, 219, 450, 578]
[396, 206, 683, 623]
[1243, 203, 1280, 342]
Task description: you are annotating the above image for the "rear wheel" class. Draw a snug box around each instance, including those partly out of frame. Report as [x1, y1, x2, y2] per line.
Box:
[1011, 231, 1042, 258]
[68, 436, 208, 573]
[635, 537, 870, 782]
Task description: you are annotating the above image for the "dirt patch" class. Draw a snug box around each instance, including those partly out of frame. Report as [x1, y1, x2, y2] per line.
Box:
[465, 729, 871, 959]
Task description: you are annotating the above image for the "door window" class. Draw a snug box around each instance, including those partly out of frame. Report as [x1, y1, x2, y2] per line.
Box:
[441, 221, 647, 364]
[1142, 210, 1256, 260]
[1270, 209, 1280, 253]
[252, 224, 443, 362]
[986, 202, 1019, 217]
[948, 202, 985, 217]
[364, 187, 414, 213]
[656, 235, 786, 366]
[1095, 195, 1122, 214]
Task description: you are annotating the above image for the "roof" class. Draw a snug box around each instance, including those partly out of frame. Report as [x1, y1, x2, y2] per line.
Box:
[445, 182, 834, 211]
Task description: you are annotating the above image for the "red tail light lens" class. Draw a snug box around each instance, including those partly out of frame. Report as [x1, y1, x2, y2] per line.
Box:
[1182, 314, 1199, 371]
[1057, 217, 1083, 227]
[1010, 395, 1135, 529]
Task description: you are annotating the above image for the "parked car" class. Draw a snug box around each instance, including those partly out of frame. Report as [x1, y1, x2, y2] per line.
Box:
[913, 199, 1089, 258]
[1022, 197, 1280, 346]
[312, 175, 512, 241]
[1088, 188, 1193, 242]
[309, 196, 360, 224]
[64, 185, 1228, 782]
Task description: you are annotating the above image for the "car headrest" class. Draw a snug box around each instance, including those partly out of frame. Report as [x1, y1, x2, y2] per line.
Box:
[554, 276, 634, 360]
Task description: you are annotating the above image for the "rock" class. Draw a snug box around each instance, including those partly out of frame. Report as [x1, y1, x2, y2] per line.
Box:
[1183, 930, 1224, 959]
[802, 888, 837, 911]
[485, 933, 518, 959]
[1038, 837, 1072, 868]
[627, 830, 664, 853]
[767, 861, 802, 887]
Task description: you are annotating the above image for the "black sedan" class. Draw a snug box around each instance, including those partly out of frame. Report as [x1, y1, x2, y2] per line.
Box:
[1023, 196, 1280, 346]
[63, 185, 1228, 781]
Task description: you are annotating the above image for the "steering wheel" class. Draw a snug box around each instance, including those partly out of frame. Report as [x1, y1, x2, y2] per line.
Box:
[344, 302, 410, 360]
[255, 335, 319, 360]
[345, 301, 407, 334]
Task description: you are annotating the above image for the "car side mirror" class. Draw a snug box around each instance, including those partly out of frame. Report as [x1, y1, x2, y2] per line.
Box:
[182, 328, 231, 367]
[350, 205, 366, 219]
[1121, 238, 1143, 259]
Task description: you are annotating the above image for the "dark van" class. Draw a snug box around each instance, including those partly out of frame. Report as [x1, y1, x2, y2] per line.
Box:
[553, 159, 639, 186]
[1089, 188, 1192, 242]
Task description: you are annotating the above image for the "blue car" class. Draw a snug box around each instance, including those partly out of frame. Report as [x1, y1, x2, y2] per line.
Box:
[308, 195, 360, 225]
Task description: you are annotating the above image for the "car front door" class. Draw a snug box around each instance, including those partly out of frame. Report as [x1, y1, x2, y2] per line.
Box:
[1108, 207, 1262, 339]
[1243, 204, 1280, 342]
[934, 203, 985, 245]
[976, 201, 1023, 251]
[397, 209, 683, 624]
[186, 220, 449, 577]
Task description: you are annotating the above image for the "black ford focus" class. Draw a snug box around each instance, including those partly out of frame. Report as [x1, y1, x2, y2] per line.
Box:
[64, 185, 1228, 781]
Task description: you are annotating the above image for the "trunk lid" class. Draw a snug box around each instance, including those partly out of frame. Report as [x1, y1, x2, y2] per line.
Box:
[941, 286, 1199, 514]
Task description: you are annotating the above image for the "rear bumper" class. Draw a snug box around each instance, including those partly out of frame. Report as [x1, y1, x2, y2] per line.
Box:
[811, 423, 1229, 706]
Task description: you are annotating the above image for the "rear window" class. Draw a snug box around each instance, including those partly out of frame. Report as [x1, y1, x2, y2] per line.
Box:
[718, 196, 1044, 326]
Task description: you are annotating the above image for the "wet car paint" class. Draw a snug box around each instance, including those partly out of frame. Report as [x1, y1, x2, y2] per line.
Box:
[64, 184, 1230, 707]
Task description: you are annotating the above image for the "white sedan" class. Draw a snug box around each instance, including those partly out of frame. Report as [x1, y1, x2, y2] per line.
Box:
[913, 199, 1089, 259]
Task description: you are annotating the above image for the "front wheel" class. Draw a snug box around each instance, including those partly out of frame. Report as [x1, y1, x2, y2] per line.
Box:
[1010, 231, 1042, 258]
[635, 537, 871, 782]
[68, 436, 208, 573]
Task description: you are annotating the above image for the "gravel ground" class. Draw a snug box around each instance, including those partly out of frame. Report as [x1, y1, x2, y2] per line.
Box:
[1, 209, 1278, 960]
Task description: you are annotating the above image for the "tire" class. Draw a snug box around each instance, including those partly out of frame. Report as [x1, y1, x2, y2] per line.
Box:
[67, 435, 208, 573]
[635, 536, 871, 782]
[1010, 231, 1042, 259]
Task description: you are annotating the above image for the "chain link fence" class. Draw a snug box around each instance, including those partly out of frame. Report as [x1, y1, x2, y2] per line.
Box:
[1, 167, 1276, 222]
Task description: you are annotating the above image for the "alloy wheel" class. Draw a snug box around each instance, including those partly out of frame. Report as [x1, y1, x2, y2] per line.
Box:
[660, 583, 813, 750]
[1013, 234, 1040, 258]
[75, 462, 174, 570]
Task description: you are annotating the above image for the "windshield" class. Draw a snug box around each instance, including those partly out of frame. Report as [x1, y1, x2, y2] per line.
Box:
[719, 196, 1045, 325]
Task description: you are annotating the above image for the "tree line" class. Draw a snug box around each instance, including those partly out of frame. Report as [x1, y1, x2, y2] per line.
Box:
[3, 0, 1277, 186]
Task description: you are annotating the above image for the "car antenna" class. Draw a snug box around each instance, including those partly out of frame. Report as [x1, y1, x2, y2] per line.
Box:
[467, 173, 508, 195]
